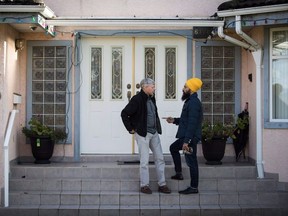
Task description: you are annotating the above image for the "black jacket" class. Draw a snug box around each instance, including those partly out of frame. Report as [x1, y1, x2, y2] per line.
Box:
[173, 93, 203, 144]
[121, 90, 162, 137]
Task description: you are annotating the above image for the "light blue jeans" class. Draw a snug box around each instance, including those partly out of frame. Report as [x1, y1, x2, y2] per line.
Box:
[135, 132, 166, 187]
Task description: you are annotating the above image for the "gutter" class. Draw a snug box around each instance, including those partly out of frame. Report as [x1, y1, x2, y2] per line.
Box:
[217, 3, 288, 16]
[0, 5, 55, 18]
[235, 15, 260, 51]
[217, 4, 267, 178]
[46, 18, 224, 27]
[217, 26, 256, 52]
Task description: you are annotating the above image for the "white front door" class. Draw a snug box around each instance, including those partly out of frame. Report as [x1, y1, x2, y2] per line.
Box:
[80, 37, 187, 154]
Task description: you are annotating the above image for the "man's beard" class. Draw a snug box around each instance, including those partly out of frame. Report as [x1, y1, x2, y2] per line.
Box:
[181, 91, 190, 101]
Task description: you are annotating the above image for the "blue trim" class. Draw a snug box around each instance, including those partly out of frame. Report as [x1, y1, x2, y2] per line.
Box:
[263, 27, 288, 129]
[76, 29, 193, 39]
[187, 38, 192, 78]
[74, 35, 81, 161]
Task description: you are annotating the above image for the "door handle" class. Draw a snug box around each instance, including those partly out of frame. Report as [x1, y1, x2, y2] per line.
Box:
[127, 91, 131, 101]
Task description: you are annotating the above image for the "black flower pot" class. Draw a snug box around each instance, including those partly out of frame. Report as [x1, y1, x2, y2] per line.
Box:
[201, 137, 227, 165]
[30, 136, 55, 164]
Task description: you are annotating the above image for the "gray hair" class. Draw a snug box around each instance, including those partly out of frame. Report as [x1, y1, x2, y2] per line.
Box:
[140, 78, 155, 89]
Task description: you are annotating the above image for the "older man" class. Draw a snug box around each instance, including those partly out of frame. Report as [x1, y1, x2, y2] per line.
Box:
[121, 78, 171, 194]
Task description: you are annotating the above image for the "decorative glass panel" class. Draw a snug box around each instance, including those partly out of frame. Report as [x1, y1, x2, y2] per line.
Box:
[91, 47, 102, 99]
[201, 46, 235, 125]
[45, 47, 55, 57]
[32, 47, 43, 57]
[145, 48, 155, 80]
[44, 70, 54, 80]
[165, 48, 176, 99]
[33, 69, 43, 80]
[31, 46, 67, 131]
[112, 47, 123, 99]
[56, 58, 66, 68]
[44, 58, 55, 68]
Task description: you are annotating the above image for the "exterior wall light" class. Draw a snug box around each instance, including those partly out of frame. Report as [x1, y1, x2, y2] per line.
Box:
[15, 39, 25, 51]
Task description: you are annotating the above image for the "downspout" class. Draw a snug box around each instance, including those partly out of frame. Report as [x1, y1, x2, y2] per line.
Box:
[235, 15, 264, 179]
[217, 26, 256, 52]
[219, 14, 264, 178]
[252, 50, 264, 178]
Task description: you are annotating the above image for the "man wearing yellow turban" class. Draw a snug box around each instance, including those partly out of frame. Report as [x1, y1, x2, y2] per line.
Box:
[164, 77, 203, 194]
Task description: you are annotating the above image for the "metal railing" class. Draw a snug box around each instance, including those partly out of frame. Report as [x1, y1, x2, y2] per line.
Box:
[3, 109, 19, 207]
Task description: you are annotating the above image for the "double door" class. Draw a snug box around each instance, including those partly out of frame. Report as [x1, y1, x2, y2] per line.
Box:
[80, 36, 187, 154]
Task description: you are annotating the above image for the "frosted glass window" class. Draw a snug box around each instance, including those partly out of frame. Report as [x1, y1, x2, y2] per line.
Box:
[31, 46, 67, 131]
[201, 46, 235, 124]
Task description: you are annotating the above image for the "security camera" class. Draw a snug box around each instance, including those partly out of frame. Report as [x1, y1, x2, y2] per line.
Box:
[30, 26, 38, 31]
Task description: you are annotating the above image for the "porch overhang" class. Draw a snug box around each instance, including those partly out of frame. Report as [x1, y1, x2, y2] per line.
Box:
[45, 17, 224, 28]
[0, 4, 55, 18]
[0, 4, 55, 36]
[217, 3, 288, 17]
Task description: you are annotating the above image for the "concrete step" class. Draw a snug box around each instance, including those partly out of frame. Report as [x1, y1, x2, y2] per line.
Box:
[2, 157, 287, 215]
[0, 204, 287, 216]
[10, 162, 258, 180]
[8, 190, 286, 206]
[9, 178, 278, 192]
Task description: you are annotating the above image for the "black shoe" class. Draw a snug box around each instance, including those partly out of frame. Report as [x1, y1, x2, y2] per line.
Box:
[158, 185, 171, 194]
[140, 185, 152, 194]
[179, 187, 198, 194]
[171, 173, 184, 180]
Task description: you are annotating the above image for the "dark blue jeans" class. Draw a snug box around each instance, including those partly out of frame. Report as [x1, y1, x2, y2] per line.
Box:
[169, 137, 199, 188]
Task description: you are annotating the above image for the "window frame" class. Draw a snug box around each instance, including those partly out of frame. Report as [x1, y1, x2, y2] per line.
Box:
[264, 27, 288, 128]
[26, 40, 72, 143]
[195, 40, 242, 124]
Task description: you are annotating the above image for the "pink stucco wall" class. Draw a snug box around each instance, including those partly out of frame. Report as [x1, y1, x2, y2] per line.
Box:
[243, 27, 288, 182]
[0, 24, 22, 203]
[263, 130, 288, 182]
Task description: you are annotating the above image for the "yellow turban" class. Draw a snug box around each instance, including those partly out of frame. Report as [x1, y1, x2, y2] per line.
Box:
[186, 78, 203, 92]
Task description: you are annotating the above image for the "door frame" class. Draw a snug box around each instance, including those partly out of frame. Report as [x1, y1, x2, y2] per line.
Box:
[73, 29, 193, 161]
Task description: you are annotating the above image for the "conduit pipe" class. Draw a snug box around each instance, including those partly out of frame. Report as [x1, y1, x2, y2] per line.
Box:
[217, 26, 256, 52]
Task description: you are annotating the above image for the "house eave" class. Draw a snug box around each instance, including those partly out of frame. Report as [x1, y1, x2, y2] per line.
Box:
[46, 18, 224, 28]
[217, 3, 288, 17]
[0, 5, 55, 18]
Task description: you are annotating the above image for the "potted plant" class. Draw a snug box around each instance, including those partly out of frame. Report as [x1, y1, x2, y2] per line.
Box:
[22, 117, 67, 164]
[201, 121, 236, 165]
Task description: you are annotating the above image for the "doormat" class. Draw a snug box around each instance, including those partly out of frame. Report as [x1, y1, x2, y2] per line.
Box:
[117, 160, 172, 165]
